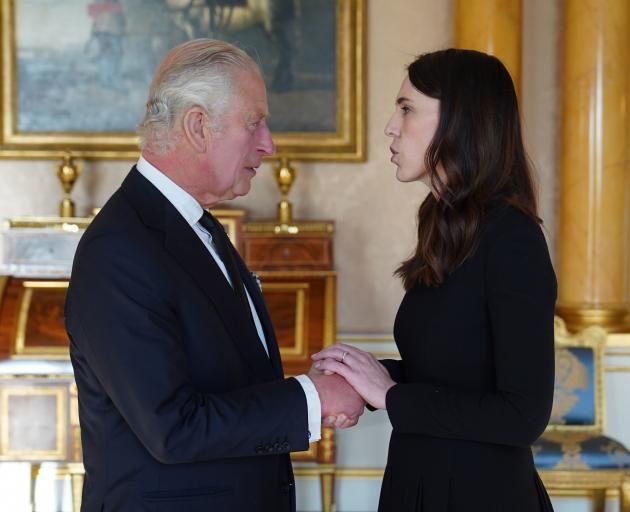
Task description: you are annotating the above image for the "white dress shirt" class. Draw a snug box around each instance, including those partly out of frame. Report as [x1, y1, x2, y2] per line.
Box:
[136, 156, 321, 442]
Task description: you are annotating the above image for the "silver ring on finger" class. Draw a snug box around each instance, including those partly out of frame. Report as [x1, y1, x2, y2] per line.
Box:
[341, 350, 348, 363]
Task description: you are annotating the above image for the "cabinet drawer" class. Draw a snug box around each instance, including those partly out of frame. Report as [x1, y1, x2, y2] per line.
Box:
[243, 236, 333, 269]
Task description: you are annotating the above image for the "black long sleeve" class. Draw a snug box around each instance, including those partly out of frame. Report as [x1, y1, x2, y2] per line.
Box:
[385, 206, 556, 447]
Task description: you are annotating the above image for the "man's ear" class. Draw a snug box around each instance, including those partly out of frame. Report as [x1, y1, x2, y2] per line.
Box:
[182, 107, 211, 153]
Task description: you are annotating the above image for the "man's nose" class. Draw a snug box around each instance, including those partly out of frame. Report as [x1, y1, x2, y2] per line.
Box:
[258, 122, 275, 156]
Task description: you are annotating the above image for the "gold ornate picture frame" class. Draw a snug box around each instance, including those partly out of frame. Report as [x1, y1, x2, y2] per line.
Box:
[0, 0, 365, 161]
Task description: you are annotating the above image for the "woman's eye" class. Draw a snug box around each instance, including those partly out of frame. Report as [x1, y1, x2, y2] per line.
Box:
[401, 105, 411, 115]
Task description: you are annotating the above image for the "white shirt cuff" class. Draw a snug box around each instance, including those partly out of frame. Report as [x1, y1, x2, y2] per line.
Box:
[294, 374, 321, 442]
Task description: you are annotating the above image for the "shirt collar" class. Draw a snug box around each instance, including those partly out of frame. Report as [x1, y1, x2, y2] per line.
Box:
[136, 155, 204, 227]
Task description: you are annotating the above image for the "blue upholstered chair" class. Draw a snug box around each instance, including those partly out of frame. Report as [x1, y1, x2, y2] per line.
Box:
[534, 317, 630, 512]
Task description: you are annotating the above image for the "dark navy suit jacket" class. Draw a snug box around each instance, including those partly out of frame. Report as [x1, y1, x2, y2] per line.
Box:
[65, 167, 309, 512]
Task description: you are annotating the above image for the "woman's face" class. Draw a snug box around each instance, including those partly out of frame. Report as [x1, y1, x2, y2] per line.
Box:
[384, 76, 440, 185]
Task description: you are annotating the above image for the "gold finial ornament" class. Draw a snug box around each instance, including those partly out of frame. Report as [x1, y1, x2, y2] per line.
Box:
[274, 157, 297, 226]
[57, 153, 81, 218]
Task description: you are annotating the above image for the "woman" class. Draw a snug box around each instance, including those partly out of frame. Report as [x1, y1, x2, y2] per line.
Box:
[313, 49, 556, 511]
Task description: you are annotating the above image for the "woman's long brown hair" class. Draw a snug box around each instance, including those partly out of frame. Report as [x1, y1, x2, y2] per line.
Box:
[396, 49, 540, 290]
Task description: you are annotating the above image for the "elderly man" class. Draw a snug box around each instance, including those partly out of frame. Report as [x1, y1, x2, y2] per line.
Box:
[65, 39, 364, 512]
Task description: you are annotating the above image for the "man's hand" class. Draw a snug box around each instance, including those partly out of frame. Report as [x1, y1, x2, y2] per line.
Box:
[307, 369, 365, 428]
[311, 344, 396, 410]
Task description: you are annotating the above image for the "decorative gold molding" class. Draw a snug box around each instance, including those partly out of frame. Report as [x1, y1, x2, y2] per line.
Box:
[323, 276, 336, 349]
[14, 281, 70, 358]
[296, 466, 627, 498]
[245, 221, 334, 234]
[608, 333, 630, 348]
[256, 270, 336, 278]
[547, 488, 619, 498]
[338, 331, 630, 351]
[335, 467, 384, 478]
[337, 334, 395, 344]
[5, 216, 91, 231]
[369, 352, 401, 359]
[0, 373, 74, 380]
[293, 464, 336, 478]
[211, 209, 245, 246]
[0, 385, 66, 460]
[263, 282, 308, 357]
[605, 366, 630, 373]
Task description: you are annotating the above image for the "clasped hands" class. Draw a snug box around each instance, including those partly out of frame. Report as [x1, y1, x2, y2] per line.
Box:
[308, 344, 396, 429]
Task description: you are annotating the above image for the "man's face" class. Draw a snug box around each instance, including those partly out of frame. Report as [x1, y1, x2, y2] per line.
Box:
[204, 70, 275, 202]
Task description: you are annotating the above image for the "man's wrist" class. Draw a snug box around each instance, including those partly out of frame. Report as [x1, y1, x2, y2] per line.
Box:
[294, 374, 322, 442]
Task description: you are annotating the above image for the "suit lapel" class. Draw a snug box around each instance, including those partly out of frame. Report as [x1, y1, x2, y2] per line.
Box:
[121, 167, 275, 382]
[235, 254, 285, 379]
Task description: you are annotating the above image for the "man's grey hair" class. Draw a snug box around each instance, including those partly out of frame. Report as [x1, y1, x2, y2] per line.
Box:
[138, 39, 260, 154]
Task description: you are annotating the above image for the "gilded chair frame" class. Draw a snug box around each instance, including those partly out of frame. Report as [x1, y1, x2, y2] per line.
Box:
[545, 316, 606, 435]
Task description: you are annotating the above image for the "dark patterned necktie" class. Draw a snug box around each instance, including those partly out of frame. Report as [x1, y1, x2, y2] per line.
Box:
[198, 211, 250, 311]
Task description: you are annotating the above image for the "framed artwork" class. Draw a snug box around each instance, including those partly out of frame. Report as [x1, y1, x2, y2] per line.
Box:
[0, 0, 365, 160]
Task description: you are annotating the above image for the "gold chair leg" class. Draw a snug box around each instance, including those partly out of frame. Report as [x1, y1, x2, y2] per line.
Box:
[621, 474, 630, 512]
[320, 469, 335, 512]
[593, 488, 606, 512]
[30, 463, 41, 512]
[70, 470, 84, 512]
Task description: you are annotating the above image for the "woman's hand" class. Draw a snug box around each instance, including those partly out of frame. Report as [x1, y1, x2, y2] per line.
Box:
[312, 344, 396, 410]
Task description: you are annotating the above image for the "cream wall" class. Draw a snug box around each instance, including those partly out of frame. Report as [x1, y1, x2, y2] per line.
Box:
[0, 0, 559, 335]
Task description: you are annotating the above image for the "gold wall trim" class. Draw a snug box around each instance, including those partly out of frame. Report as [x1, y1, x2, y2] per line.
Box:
[606, 350, 630, 356]
[245, 221, 334, 234]
[0, 385, 66, 460]
[293, 464, 336, 478]
[22, 281, 69, 289]
[323, 276, 336, 348]
[338, 332, 630, 349]
[369, 352, 400, 359]
[335, 468, 384, 478]
[257, 270, 336, 278]
[337, 334, 395, 344]
[6, 216, 91, 230]
[0, 373, 74, 380]
[296, 466, 625, 497]
[608, 333, 630, 348]
[548, 489, 619, 498]
[605, 366, 630, 372]
[263, 282, 308, 357]
[210, 209, 245, 246]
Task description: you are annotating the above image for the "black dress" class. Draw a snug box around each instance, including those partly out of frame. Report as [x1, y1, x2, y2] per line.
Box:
[379, 205, 556, 512]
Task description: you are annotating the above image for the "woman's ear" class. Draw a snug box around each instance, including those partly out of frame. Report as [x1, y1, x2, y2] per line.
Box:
[182, 107, 210, 153]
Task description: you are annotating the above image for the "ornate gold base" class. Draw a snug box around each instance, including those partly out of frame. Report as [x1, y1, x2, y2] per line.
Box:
[555, 305, 629, 333]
